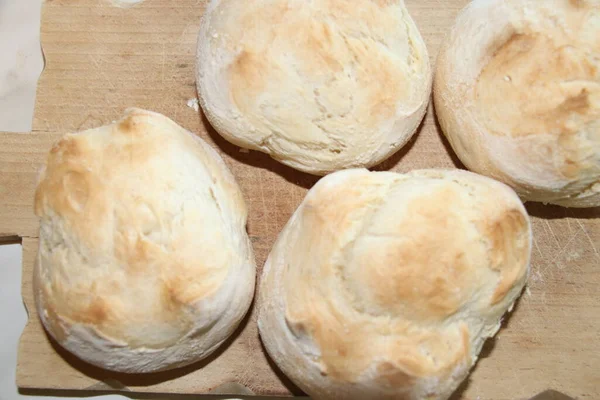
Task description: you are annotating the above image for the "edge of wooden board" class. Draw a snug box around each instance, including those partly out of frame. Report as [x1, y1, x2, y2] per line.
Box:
[4, 0, 599, 398]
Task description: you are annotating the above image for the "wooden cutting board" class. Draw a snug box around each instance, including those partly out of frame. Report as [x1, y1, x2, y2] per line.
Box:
[0, 0, 598, 398]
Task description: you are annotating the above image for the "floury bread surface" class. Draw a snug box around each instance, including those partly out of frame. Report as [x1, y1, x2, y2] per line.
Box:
[258, 169, 532, 400]
[435, 0, 600, 207]
[197, 0, 431, 175]
[33, 108, 256, 373]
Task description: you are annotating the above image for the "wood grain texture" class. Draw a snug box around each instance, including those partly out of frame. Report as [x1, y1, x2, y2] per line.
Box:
[0, 132, 60, 240]
[0, 0, 598, 398]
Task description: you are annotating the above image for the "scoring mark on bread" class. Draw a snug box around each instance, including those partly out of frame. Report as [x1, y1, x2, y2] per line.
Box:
[557, 89, 591, 115]
[374, 361, 414, 388]
[162, 279, 189, 310]
[84, 298, 110, 325]
[63, 171, 89, 212]
[482, 209, 529, 305]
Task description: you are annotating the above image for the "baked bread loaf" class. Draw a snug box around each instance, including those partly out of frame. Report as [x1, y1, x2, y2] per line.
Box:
[434, 0, 600, 207]
[258, 169, 531, 400]
[34, 108, 256, 373]
[196, 0, 431, 175]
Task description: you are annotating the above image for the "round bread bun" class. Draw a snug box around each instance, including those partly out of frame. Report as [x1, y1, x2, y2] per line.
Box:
[196, 0, 431, 175]
[258, 169, 531, 400]
[33, 108, 256, 373]
[434, 0, 600, 207]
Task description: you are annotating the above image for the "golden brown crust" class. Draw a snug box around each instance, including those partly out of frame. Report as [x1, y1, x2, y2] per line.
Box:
[259, 169, 532, 400]
[482, 209, 530, 304]
[434, 0, 600, 207]
[197, 0, 431, 174]
[34, 108, 256, 372]
[476, 33, 598, 141]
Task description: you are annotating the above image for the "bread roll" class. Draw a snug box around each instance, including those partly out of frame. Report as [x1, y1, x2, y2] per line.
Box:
[196, 0, 431, 175]
[34, 108, 256, 373]
[258, 169, 531, 400]
[434, 0, 600, 207]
